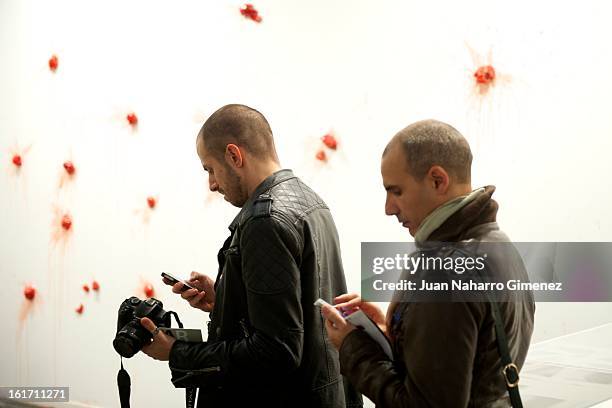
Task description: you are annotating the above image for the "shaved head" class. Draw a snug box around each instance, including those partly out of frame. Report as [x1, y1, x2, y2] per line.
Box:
[197, 104, 279, 163]
[384, 119, 472, 183]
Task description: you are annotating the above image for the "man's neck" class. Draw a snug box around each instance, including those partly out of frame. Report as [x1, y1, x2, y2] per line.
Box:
[246, 162, 282, 197]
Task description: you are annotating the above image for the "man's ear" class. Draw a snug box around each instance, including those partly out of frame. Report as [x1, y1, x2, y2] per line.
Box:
[225, 144, 244, 168]
[428, 165, 450, 193]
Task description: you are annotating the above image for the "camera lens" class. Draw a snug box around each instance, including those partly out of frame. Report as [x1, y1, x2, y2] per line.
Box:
[113, 335, 139, 358]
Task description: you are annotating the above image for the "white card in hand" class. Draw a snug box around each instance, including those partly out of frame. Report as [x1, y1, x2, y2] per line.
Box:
[345, 310, 394, 360]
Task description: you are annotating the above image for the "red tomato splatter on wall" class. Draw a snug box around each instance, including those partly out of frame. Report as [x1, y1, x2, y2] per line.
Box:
[49, 55, 59, 71]
[144, 283, 154, 298]
[474, 65, 496, 85]
[321, 133, 338, 150]
[24, 285, 36, 300]
[126, 113, 138, 126]
[61, 214, 72, 230]
[147, 196, 156, 209]
[240, 4, 262, 23]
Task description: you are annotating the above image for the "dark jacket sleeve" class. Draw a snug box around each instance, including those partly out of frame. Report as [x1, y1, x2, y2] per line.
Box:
[169, 216, 304, 387]
[339, 302, 485, 408]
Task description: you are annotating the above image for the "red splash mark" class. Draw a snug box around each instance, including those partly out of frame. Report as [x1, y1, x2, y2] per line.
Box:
[49, 55, 59, 72]
[240, 4, 262, 23]
[321, 133, 338, 150]
[92, 280, 100, 291]
[23, 285, 36, 300]
[63, 161, 76, 175]
[9, 145, 32, 173]
[147, 196, 156, 209]
[144, 283, 155, 298]
[82, 284, 90, 293]
[315, 150, 327, 162]
[58, 156, 77, 189]
[75, 304, 84, 314]
[51, 206, 73, 251]
[474, 65, 496, 85]
[61, 214, 72, 230]
[465, 45, 509, 96]
[126, 112, 138, 126]
[12, 154, 22, 167]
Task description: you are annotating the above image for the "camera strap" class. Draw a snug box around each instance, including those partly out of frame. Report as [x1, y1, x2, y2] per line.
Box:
[117, 312, 196, 408]
[168, 311, 197, 408]
[117, 358, 131, 408]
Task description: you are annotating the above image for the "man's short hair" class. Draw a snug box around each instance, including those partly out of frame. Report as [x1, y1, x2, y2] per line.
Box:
[385, 119, 472, 183]
[198, 104, 279, 162]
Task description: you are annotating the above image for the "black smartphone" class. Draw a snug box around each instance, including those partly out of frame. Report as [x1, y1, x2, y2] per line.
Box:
[161, 272, 196, 291]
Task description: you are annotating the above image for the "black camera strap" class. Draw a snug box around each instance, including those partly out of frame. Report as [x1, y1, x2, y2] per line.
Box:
[117, 312, 197, 408]
[117, 358, 131, 408]
[169, 311, 197, 408]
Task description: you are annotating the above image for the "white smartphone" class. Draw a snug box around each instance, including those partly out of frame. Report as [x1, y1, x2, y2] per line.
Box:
[161, 272, 196, 291]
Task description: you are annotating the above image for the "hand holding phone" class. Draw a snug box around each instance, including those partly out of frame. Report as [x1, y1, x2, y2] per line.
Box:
[161, 272, 196, 292]
[162, 271, 216, 313]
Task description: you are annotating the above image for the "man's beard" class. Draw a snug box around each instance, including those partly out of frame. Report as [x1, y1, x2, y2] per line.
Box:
[224, 165, 248, 207]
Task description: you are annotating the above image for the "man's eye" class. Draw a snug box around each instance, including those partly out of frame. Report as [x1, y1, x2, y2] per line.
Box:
[392, 190, 401, 196]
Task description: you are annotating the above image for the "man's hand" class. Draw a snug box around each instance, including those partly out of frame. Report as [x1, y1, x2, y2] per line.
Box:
[321, 303, 356, 350]
[334, 293, 387, 335]
[141, 317, 176, 361]
[163, 271, 215, 312]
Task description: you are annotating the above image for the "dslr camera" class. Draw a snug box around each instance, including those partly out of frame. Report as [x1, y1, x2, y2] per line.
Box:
[113, 296, 176, 358]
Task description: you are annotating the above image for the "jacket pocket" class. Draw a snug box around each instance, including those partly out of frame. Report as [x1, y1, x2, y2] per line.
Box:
[170, 366, 222, 388]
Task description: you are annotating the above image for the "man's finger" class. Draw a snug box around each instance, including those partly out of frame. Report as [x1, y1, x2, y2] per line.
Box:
[325, 318, 337, 332]
[321, 303, 346, 328]
[180, 288, 199, 299]
[189, 291, 206, 308]
[334, 293, 359, 303]
[140, 317, 157, 333]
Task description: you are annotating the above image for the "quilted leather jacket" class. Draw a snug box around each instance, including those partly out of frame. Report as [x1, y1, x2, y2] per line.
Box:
[168, 169, 362, 408]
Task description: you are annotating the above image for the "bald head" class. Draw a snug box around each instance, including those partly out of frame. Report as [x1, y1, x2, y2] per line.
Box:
[197, 104, 279, 163]
[384, 119, 472, 183]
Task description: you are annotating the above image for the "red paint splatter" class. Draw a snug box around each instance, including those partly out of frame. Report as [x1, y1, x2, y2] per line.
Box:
[315, 150, 327, 162]
[75, 304, 84, 314]
[49, 55, 58, 71]
[147, 196, 156, 209]
[144, 283, 154, 298]
[82, 284, 90, 293]
[92, 280, 100, 291]
[23, 285, 36, 300]
[126, 113, 138, 126]
[61, 214, 72, 230]
[63, 161, 76, 175]
[321, 133, 338, 150]
[474, 65, 496, 85]
[12, 154, 22, 167]
[240, 4, 262, 23]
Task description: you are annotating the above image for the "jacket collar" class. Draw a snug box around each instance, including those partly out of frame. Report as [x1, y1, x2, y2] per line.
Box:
[424, 185, 499, 243]
[228, 169, 296, 231]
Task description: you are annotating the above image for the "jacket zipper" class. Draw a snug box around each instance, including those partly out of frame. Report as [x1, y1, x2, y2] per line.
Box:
[171, 366, 221, 384]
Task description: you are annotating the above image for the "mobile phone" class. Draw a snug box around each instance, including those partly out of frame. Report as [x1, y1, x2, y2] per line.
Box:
[161, 272, 196, 291]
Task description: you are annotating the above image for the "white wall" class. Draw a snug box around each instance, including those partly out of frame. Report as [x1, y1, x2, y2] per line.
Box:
[1, 0, 611, 406]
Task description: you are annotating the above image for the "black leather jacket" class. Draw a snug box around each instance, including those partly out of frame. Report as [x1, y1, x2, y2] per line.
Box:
[169, 170, 362, 408]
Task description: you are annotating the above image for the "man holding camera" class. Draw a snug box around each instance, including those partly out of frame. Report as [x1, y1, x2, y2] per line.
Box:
[140, 104, 361, 408]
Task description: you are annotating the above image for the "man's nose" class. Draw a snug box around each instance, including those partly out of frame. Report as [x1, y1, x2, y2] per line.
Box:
[385, 195, 398, 216]
[209, 176, 218, 192]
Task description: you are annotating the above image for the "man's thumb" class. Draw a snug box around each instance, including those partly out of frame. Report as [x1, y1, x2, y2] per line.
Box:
[321, 303, 345, 326]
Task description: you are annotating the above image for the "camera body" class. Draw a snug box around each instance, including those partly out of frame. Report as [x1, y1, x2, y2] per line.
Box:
[113, 297, 172, 358]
